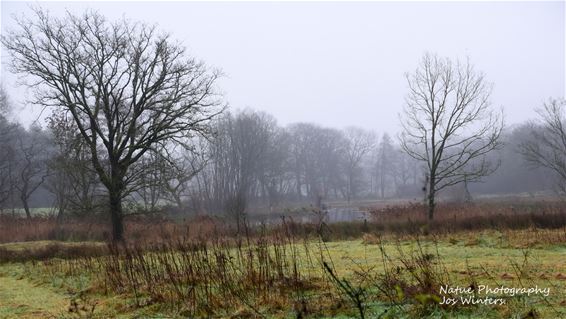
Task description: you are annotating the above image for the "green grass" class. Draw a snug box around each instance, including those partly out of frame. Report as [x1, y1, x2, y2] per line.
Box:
[0, 264, 68, 318]
[0, 240, 104, 251]
[0, 230, 565, 318]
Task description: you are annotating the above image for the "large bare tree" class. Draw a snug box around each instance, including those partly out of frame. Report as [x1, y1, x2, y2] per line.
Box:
[2, 9, 223, 241]
[400, 53, 503, 221]
[520, 98, 566, 192]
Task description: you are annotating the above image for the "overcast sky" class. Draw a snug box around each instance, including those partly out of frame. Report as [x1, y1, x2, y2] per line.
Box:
[1, 1, 564, 135]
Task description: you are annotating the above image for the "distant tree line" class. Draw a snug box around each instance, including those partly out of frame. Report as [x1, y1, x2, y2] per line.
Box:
[0, 87, 557, 221]
[0, 8, 563, 241]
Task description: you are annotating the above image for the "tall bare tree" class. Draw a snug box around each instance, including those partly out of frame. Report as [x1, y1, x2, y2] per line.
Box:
[520, 98, 566, 192]
[400, 53, 503, 221]
[2, 9, 223, 241]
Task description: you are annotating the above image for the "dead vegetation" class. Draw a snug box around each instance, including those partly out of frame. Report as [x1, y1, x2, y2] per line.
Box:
[0, 201, 565, 317]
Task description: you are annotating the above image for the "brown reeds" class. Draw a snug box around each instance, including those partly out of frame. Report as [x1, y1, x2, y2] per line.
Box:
[41, 223, 327, 317]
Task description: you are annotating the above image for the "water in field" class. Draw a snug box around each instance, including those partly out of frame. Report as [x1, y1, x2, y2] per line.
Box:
[253, 207, 371, 225]
[317, 208, 370, 223]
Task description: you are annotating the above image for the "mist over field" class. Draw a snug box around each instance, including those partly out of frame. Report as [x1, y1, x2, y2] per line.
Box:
[0, 2, 565, 319]
[0, 0, 564, 214]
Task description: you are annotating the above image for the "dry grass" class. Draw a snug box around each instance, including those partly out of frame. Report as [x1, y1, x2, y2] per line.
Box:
[0, 201, 565, 317]
[1, 227, 565, 318]
[0, 214, 224, 244]
[368, 201, 566, 234]
[38, 224, 335, 318]
[1, 200, 565, 245]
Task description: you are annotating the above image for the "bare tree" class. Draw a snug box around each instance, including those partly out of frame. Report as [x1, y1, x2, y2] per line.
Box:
[46, 109, 102, 219]
[162, 147, 209, 211]
[199, 110, 282, 228]
[288, 123, 346, 205]
[400, 53, 503, 221]
[2, 9, 223, 241]
[343, 127, 375, 203]
[133, 143, 208, 213]
[374, 133, 395, 199]
[131, 152, 168, 212]
[520, 98, 566, 192]
[393, 149, 420, 197]
[14, 125, 50, 219]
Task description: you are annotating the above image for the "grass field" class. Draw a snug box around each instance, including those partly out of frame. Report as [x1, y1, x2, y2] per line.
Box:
[0, 227, 565, 319]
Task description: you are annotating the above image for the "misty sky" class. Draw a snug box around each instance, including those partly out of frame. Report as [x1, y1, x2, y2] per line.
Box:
[1, 1, 564, 135]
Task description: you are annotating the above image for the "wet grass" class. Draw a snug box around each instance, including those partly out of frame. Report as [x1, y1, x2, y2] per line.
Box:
[0, 228, 564, 318]
[0, 264, 68, 319]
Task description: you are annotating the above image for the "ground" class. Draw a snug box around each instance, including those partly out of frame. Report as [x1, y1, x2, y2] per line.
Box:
[0, 228, 565, 318]
[0, 266, 67, 319]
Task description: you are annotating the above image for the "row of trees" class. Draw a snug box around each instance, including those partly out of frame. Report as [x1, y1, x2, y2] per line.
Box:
[0, 89, 51, 219]
[0, 95, 423, 217]
[191, 113, 420, 213]
[1, 8, 563, 240]
[0, 93, 559, 218]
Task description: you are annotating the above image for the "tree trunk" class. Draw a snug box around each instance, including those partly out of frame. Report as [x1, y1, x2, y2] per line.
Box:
[109, 191, 124, 242]
[427, 192, 435, 221]
[426, 172, 436, 222]
[23, 200, 31, 219]
[56, 206, 64, 222]
[464, 180, 472, 203]
[21, 189, 31, 219]
[106, 159, 126, 242]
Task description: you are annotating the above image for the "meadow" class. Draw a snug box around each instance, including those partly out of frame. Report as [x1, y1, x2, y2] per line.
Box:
[0, 201, 565, 319]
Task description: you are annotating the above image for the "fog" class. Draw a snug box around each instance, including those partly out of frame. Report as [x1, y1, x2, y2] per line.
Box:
[1, 1, 564, 133]
[0, 1, 565, 219]
[1, 4, 566, 316]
